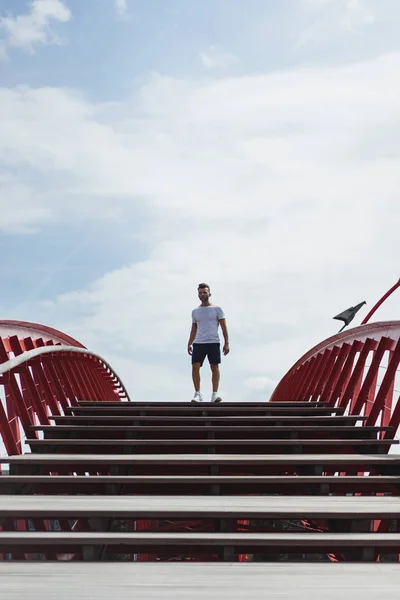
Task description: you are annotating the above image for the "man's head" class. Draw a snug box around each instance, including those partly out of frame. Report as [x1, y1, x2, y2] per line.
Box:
[198, 282, 211, 303]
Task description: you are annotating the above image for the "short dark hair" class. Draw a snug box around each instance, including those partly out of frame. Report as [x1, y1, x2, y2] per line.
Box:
[198, 282, 210, 291]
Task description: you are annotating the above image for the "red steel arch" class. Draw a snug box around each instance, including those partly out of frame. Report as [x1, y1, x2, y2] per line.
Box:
[0, 320, 86, 348]
[0, 320, 129, 456]
[271, 320, 400, 440]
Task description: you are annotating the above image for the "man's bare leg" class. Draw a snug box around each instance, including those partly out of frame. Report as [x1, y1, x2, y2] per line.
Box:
[210, 364, 222, 402]
[192, 363, 201, 391]
[210, 364, 220, 392]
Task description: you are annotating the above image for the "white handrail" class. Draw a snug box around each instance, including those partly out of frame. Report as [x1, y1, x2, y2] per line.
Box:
[0, 345, 131, 402]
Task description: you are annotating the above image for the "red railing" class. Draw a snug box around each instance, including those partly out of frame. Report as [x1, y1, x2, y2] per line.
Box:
[0, 321, 129, 456]
[271, 321, 400, 441]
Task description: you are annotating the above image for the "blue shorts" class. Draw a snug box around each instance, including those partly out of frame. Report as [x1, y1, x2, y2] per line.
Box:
[192, 343, 221, 366]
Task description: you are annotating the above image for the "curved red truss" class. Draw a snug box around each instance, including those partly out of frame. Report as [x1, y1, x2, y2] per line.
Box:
[0, 320, 129, 456]
[0, 320, 86, 348]
[271, 320, 400, 440]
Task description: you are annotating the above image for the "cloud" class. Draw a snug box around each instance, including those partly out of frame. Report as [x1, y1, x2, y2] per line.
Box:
[0, 173, 51, 233]
[244, 376, 278, 391]
[3, 52, 400, 399]
[115, 0, 128, 17]
[299, 0, 375, 46]
[200, 45, 238, 69]
[0, 0, 71, 57]
[340, 0, 375, 31]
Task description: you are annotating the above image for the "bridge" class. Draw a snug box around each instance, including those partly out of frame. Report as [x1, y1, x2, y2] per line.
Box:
[1, 318, 400, 597]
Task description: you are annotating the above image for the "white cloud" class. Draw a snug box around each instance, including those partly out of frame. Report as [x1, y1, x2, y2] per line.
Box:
[341, 0, 375, 31]
[244, 376, 277, 391]
[0, 0, 71, 56]
[300, 0, 375, 46]
[115, 0, 128, 17]
[3, 51, 400, 399]
[0, 173, 51, 233]
[200, 45, 238, 69]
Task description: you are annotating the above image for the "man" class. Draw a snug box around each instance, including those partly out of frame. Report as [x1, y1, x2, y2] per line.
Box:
[187, 282, 230, 402]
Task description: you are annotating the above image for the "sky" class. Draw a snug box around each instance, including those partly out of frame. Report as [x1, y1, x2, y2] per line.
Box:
[1, 0, 400, 403]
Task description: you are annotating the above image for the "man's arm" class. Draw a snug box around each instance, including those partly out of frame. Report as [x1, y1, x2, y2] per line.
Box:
[187, 323, 197, 355]
[219, 319, 230, 355]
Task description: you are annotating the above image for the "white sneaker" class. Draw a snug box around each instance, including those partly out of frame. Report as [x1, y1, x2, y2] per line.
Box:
[211, 392, 222, 403]
[191, 391, 203, 403]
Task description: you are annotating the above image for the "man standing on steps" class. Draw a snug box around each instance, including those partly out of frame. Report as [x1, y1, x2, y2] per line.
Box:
[187, 282, 230, 403]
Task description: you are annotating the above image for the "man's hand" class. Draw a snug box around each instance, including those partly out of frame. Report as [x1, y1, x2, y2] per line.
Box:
[188, 344, 193, 355]
[219, 319, 230, 357]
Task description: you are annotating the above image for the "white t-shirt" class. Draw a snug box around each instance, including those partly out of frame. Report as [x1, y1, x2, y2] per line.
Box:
[192, 305, 225, 344]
